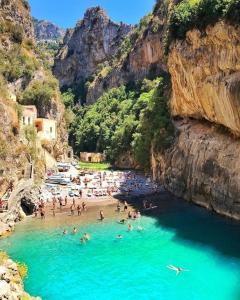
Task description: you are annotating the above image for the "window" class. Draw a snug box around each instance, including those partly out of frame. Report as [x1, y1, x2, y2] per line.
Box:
[23, 116, 25, 125]
[50, 127, 53, 133]
[28, 117, 31, 125]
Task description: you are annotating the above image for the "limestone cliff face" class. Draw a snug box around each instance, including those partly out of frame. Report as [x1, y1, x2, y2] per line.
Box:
[152, 119, 240, 220]
[86, 29, 168, 104]
[86, 3, 171, 104]
[53, 7, 132, 89]
[0, 0, 69, 189]
[0, 0, 34, 39]
[0, 99, 29, 195]
[33, 18, 65, 41]
[151, 20, 240, 218]
[169, 21, 240, 135]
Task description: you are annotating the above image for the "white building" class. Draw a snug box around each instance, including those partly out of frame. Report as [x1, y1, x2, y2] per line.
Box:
[35, 118, 57, 141]
[20, 105, 57, 141]
[21, 105, 37, 126]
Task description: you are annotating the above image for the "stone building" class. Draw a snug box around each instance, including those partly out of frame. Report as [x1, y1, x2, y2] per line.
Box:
[80, 152, 106, 163]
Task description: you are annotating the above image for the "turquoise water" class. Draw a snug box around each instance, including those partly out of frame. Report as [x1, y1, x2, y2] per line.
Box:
[1, 197, 240, 300]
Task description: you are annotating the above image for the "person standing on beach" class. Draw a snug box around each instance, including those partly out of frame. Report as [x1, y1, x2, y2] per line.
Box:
[77, 205, 82, 216]
[64, 196, 68, 206]
[59, 197, 63, 211]
[82, 202, 87, 212]
[70, 205, 74, 216]
[79, 189, 82, 198]
[117, 201, 121, 213]
[72, 197, 76, 208]
[99, 210, 104, 221]
[40, 208, 45, 220]
[124, 201, 128, 212]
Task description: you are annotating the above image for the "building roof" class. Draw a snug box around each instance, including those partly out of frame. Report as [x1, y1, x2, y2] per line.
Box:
[22, 105, 37, 115]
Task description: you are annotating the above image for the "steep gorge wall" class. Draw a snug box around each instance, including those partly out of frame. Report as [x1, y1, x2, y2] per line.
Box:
[152, 119, 240, 220]
[86, 29, 168, 104]
[53, 7, 132, 89]
[152, 20, 240, 219]
[0, 0, 69, 193]
[169, 21, 240, 135]
[86, 4, 171, 104]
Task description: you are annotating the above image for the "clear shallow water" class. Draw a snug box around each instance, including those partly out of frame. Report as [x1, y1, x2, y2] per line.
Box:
[1, 198, 240, 300]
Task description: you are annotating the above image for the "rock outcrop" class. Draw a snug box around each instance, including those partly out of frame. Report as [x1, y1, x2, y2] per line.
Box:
[86, 28, 168, 104]
[152, 119, 240, 220]
[85, 2, 172, 104]
[0, 0, 34, 39]
[0, 185, 40, 237]
[33, 17, 65, 41]
[169, 21, 240, 136]
[0, 254, 40, 300]
[0, 0, 69, 192]
[53, 6, 132, 89]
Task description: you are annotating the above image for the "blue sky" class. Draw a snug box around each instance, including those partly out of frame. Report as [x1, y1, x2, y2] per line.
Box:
[29, 0, 156, 28]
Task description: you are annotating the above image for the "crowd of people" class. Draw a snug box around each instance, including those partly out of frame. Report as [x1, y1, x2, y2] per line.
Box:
[60, 200, 144, 243]
[32, 169, 160, 219]
[33, 169, 187, 276]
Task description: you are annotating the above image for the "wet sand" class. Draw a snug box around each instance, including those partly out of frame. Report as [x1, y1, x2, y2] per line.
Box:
[28, 195, 137, 231]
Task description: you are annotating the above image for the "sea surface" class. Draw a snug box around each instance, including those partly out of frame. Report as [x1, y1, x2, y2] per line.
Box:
[1, 196, 240, 300]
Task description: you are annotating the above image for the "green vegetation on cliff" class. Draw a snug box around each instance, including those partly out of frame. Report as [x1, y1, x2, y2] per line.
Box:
[171, 0, 240, 38]
[69, 77, 174, 169]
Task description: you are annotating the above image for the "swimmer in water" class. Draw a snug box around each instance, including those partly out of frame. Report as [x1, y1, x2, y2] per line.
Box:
[63, 229, 68, 235]
[128, 224, 133, 231]
[116, 234, 123, 239]
[83, 233, 90, 241]
[80, 237, 86, 244]
[119, 219, 126, 224]
[167, 265, 189, 276]
[72, 227, 77, 234]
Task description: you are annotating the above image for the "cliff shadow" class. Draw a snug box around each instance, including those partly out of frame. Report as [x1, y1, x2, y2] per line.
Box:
[115, 180, 240, 261]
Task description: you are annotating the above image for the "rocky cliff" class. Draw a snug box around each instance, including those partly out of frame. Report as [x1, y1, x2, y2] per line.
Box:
[0, 0, 69, 194]
[81, 1, 240, 219]
[0, 253, 40, 300]
[53, 6, 132, 91]
[33, 18, 65, 41]
[169, 21, 240, 136]
[0, 0, 34, 40]
[152, 119, 240, 220]
[152, 19, 240, 218]
[85, 2, 172, 104]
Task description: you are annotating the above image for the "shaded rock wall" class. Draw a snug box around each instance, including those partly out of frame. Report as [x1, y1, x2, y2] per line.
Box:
[152, 119, 240, 220]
